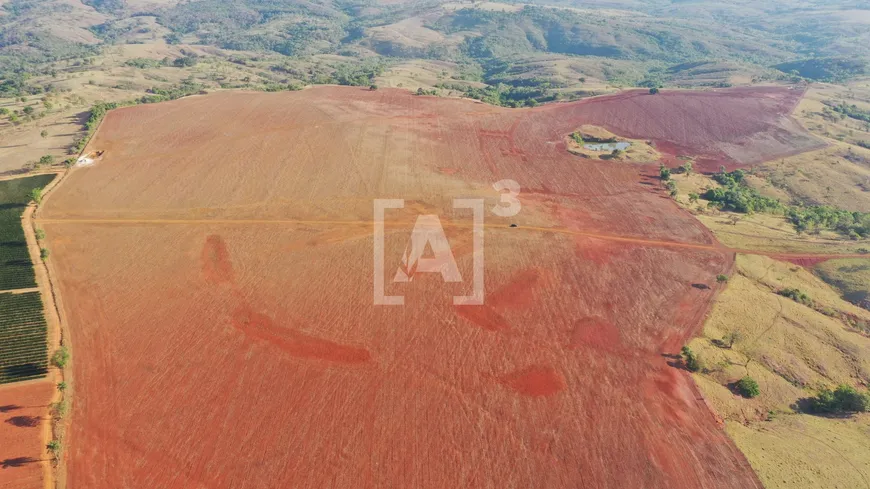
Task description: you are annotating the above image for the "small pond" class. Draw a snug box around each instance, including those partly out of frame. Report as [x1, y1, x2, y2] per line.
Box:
[583, 141, 631, 152]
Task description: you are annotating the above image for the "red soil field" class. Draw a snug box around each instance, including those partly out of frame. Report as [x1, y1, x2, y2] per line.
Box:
[0, 380, 52, 489]
[552, 86, 821, 172]
[35, 86, 813, 488]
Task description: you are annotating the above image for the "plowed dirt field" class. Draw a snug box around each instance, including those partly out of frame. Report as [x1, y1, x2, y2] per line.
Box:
[0, 380, 52, 489]
[38, 86, 816, 488]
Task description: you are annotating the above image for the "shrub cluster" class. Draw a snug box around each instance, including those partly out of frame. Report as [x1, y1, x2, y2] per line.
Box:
[681, 346, 700, 372]
[827, 101, 870, 124]
[51, 346, 69, 368]
[786, 205, 870, 239]
[736, 377, 760, 398]
[704, 169, 870, 237]
[807, 385, 870, 414]
[778, 287, 813, 307]
[71, 101, 120, 153]
[436, 81, 557, 107]
[703, 169, 783, 214]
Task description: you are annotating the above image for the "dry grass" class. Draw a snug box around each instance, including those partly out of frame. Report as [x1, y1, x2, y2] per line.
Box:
[366, 16, 460, 52]
[725, 414, 870, 489]
[689, 254, 870, 489]
[376, 59, 471, 91]
[0, 42, 269, 174]
[759, 80, 870, 212]
[695, 213, 868, 254]
[815, 258, 870, 310]
[755, 144, 870, 212]
[669, 171, 870, 254]
[672, 81, 870, 487]
[495, 54, 630, 94]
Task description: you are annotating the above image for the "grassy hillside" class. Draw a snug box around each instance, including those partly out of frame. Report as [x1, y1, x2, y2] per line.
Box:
[689, 254, 870, 489]
[2, 0, 869, 104]
[815, 258, 870, 311]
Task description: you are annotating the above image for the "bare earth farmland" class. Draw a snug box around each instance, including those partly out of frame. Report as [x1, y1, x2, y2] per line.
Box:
[37, 87, 818, 488]
[0, 380, 53, 489]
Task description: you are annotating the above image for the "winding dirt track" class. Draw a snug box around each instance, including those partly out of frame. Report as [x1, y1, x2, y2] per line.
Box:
[34, 86, 824, 489]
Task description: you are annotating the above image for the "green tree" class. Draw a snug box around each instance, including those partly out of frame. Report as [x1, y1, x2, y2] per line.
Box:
[808, 385, 870, 413]
[35, 229, 46, 240]
[681, 162, 693, 175]
[51, 346, 68, 367]
[40, 248, 50, 261]
[38, 155, 54, 166]
[649, 87, 660, 95]
[40, 130, 48, 138]
[30, 187, 43, 204]
[659, 164, 671, 181]
[716, 274, 729, 283]
[47, 440, 62, 457]
[736, 377, 760, 398]
[778, 287, 812, 306]
[681, 346, 700, 372]
[172, 55, 199, 67]
[688, 192, 700, 203]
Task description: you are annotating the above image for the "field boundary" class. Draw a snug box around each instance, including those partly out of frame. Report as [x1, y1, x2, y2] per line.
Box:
[16, 103, 115, 489]
[22, 171, 68, 489]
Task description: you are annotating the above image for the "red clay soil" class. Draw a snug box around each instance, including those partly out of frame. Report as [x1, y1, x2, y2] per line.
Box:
[33, 86, 815, 489]
[0, 380, 52, 489]
[547, 86, 822, 172]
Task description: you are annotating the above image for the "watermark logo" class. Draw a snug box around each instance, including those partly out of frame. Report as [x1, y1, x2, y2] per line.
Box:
[374, 180, 520, 306]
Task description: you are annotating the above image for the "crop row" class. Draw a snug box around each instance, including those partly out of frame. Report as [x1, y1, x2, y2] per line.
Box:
[0, 302, 45, 323]
[0, 175, 55, 383]
[0, 291, 49, 384]
[1, 335, 47, 353]
[0, 174, 55, 291]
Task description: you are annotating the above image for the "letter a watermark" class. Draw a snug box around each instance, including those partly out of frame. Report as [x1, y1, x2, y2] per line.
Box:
[374, 198, 484, 305]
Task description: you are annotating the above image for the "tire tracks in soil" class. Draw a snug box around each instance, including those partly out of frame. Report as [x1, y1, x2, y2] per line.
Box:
[33, 216, 870, 263]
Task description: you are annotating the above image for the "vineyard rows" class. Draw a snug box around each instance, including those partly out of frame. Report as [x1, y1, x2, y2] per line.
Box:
[0, 174, 55, 291]
[0, 292, 49, 384]
[0, 174, 54, 384]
